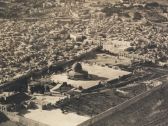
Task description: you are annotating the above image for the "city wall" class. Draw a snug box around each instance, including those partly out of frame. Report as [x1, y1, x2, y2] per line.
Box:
[78, 82, 168, 126]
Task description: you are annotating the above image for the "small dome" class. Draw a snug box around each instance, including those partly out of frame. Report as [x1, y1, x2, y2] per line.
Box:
[72, 62, 82, 72]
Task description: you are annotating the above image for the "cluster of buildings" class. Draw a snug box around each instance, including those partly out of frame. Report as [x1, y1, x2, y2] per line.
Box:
[0, 16, 99, 84]
[0, 0, 168, 126]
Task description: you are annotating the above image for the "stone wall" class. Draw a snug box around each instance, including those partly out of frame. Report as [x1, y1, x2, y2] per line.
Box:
[78, 82, 168, 126]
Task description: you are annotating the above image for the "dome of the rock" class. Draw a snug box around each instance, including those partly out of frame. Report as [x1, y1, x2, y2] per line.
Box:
[67, 63, 89, 80]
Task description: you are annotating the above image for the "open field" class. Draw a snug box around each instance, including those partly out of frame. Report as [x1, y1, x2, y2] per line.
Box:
[24, 109, 90, 126]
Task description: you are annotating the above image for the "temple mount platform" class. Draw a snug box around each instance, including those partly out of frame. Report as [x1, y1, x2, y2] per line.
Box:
[51, 63, 131, 89]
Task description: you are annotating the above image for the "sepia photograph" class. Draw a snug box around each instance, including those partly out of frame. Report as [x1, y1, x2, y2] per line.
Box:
[0, 0, 168, 126]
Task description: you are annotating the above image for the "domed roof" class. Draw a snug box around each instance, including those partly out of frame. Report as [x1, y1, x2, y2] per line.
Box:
[68, 63, 89, 80]
[72, 62, 82, 72]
